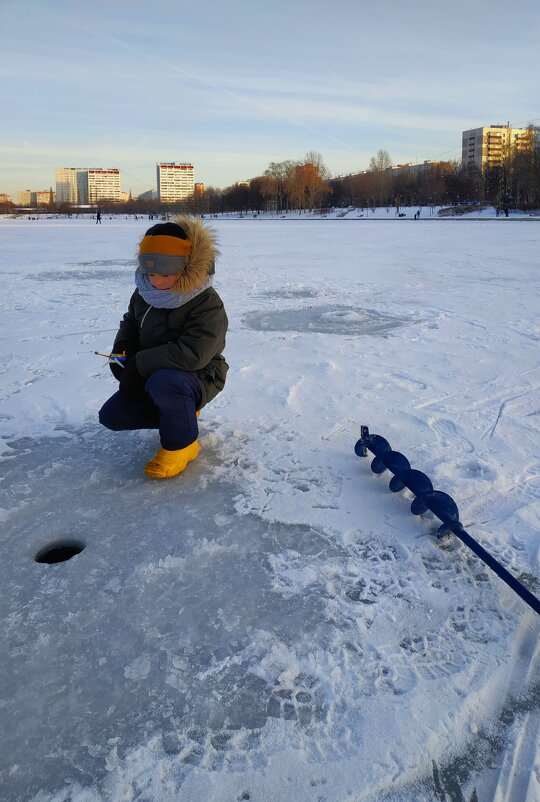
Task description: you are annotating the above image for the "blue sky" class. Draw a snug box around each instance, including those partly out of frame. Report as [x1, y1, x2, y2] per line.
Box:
[1, 0, 539, 199]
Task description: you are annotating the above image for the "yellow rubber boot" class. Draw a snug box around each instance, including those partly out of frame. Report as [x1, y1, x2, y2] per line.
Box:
[144, 441, 200, 479]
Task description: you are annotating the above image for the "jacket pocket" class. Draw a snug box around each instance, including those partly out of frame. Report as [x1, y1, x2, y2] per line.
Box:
[197, 356, 228, 404]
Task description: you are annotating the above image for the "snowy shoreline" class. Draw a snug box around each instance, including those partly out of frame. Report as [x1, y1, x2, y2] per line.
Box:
[2, 203, 540, 224]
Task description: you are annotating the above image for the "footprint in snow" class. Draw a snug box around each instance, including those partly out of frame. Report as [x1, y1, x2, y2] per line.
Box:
[266, 673, 326, 727]
[430, 417, 475, 453]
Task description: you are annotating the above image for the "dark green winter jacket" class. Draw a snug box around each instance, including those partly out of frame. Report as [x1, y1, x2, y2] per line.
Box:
[113, 286, 228, 409]
[112, 215, 228, 409]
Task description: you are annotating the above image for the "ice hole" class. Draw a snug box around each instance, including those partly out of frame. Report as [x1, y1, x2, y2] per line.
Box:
[243, 305, 409, 336]
[35, 540, 86, 564]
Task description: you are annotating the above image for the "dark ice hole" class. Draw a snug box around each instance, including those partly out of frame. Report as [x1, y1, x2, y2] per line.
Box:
[35, 540, 86, 564]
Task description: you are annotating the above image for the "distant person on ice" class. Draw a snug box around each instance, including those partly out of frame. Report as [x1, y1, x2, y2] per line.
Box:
[98, 216, 228, 478]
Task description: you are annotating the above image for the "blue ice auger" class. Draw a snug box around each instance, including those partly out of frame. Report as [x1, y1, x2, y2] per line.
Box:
[355, 425, 540, 616]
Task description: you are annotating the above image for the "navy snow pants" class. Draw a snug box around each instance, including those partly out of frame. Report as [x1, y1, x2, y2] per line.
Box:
[99, 369, 202, 451]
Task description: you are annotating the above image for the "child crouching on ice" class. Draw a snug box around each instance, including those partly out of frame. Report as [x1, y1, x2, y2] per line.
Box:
[98, 216, 228, 478]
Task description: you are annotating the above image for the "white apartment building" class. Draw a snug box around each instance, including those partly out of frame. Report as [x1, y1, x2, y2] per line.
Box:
[17, 190, 53, 206]
[392, 160, 442, 176]
[35, 190, 54, 205]
[138, 189, 158, 201]
[462, 125, 534, 172]
[55, 168, 84, 204]
[87, 169, 121, 204]
[156, 163, 194, 203]
[56, 167, 122, 205]
[18, 190, 32, 205]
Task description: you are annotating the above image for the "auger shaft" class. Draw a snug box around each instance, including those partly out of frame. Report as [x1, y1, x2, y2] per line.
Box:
[355, 425, 540, 616]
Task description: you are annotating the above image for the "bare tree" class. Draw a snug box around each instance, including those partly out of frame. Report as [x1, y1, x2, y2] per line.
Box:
[369, 149, 393, 172]
[248, 176, 267, 213]
[304, 151, 330, 180]
[264, 160, 297, 212]
[286, 161, 330, 210]
[258, 174, 279, 212]
[367, 150, 393, 206]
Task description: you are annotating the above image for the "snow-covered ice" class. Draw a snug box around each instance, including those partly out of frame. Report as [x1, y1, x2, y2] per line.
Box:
[1, 215, 539, 801]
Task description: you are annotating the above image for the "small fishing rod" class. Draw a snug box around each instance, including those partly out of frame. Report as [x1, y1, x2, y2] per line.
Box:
[94, 351, 127, 367]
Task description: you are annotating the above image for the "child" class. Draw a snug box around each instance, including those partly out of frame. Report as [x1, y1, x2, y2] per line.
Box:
[98, 216, 228, 478]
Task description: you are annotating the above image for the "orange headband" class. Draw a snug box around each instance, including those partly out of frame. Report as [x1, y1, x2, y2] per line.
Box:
[139, 234, 192, 257]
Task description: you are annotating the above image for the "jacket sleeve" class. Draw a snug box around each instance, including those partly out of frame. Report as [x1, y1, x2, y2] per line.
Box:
[135, 295, 227, 379]
[112, 294, 140, 357]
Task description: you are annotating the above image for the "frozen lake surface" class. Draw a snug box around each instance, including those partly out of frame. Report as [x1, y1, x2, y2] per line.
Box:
[1, 217, 540, 801]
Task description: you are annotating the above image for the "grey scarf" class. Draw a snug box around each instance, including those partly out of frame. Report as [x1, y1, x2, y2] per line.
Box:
[134, 269, 213, 309]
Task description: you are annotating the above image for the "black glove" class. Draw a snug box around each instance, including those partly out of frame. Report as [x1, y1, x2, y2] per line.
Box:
[109, 343, 130, 381]
[119, 357, 147, 396]
[109, 360, 124, 381]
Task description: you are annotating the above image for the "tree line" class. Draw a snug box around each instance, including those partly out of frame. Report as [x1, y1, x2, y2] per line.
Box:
[206, 134, 540, 213]
[3, 133, 539, 217]
[197, 136, 540, 214]
[196, 151, 331, 215]
[332, 141, 540, 211]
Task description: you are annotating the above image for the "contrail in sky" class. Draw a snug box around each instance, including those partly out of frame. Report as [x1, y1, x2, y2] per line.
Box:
[82, 26, 362, 157]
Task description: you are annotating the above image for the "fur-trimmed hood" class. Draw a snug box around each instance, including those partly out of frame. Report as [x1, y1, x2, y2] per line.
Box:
[169, 215, 219, 295]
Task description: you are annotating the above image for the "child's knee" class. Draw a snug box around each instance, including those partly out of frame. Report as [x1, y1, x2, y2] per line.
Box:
[146, 369, 195, 400]
[98, 400, 124, 430]
[98, 406, 117, 430]
[144, 369, 167, 396]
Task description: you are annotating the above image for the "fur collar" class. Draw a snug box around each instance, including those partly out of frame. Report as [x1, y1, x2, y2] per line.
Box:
[170, 215, 219, 295]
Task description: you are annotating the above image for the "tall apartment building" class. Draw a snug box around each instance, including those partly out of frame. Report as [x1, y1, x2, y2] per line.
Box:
[462, 125, 534, 172]
[18, 190, 32, 205]
[56, 167, 122, 205]
[156, 163, 194, 203]
[55, 168, 84, 205]
[86, 169, 121, 204]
